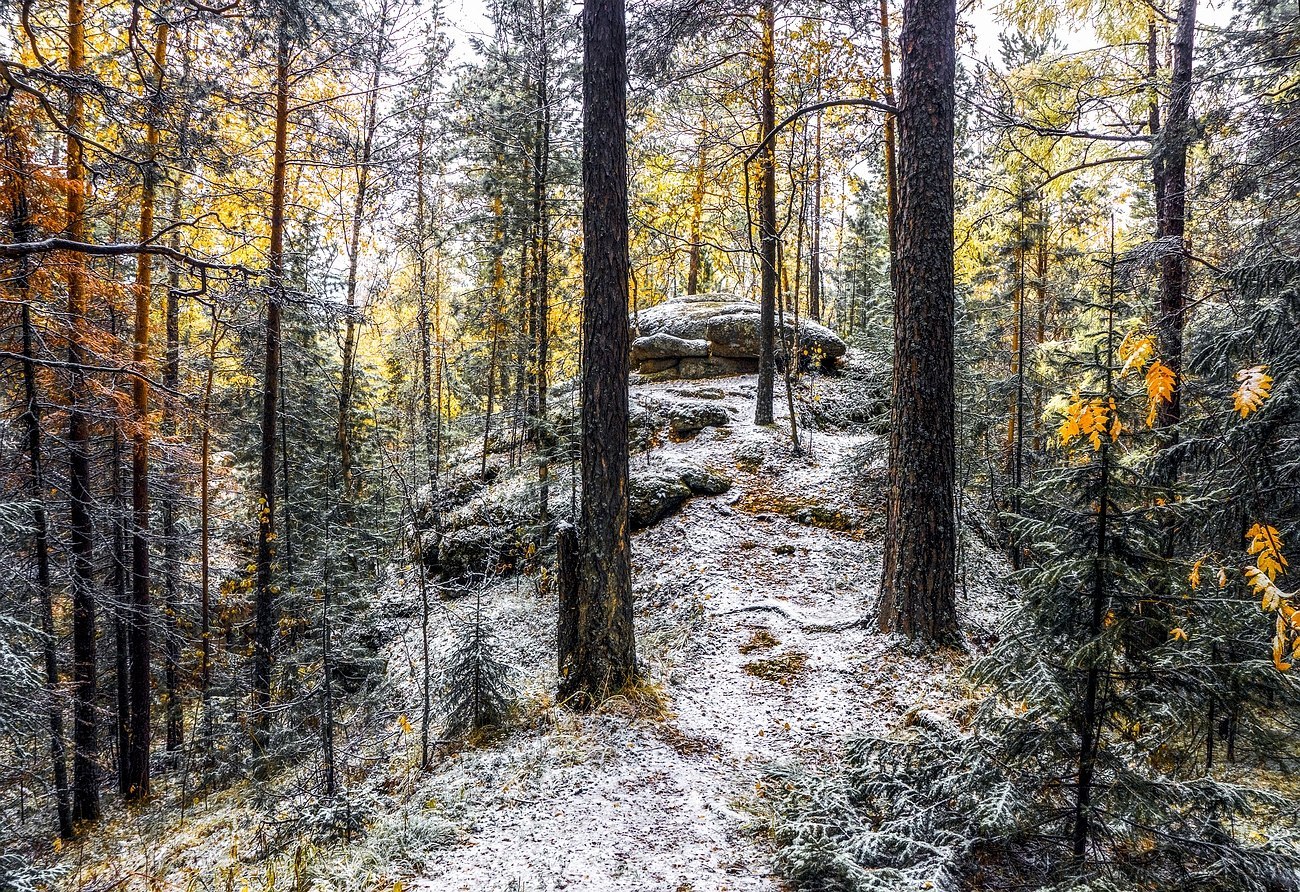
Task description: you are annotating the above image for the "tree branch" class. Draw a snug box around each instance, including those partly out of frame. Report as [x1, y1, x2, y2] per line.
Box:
[745, 97, 895, 164]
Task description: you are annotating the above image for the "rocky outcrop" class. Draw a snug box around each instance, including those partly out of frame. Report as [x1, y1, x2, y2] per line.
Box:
[629, 292, 846, 380]
[629, 461, 731, 530]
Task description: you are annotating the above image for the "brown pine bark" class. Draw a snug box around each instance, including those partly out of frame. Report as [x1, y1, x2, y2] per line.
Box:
[124, 17, 169, 800]
[254, 20, 292, 723]
[880, 0, 899, 269]
[1155, 0, 1196, 433]
[162, 184, 183, 761]
[532, 7, 552, 526]
[755, 0, 778, 426]
[338, 2, 391, 496]
[808, 110, 823, 322]
[65, 0, 100, 822]
[558, 0, 636, 704]
[9, 136, 74, 834]
[876, 0, 959, 645]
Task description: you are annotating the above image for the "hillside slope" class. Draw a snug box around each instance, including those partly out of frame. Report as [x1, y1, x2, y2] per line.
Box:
[48, 363, 1009, 892]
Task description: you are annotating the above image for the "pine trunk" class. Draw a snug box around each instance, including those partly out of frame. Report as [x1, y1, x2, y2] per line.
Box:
[876, 0, 959, 645]
[755, 0, 778, 427]
[559, 0, 636, 703]
[1155, 0, 1196, 434]
[254, 21, 291, 723]
[66, 0, 100, 821]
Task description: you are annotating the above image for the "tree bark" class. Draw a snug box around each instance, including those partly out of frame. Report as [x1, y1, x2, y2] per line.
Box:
[558, 0, 636, 704]
[687, 129, 707, 296]
[11, 161, 74, 834]
[124, 17, 169, 800]
[808, 110, 823, 322]
[754, 0, 778, 426]
[338, 2, 391, 497]
[162, 183, 183, 762]
[532, 7, 552, 528]
[254, 20, 291, 725]
[66, 0, 100, 821]
[880, 0, 899, 275]
[876, 0, 959, 645]
[1155, 0, 1196, 434]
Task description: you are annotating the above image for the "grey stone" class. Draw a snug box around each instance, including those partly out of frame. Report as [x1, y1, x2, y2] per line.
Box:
[628, 461, 733, 531]
[631, 332, 709, 362]
[680, 466, 731, 495]
[678, 356, 756, 379]
[638, 357, 679, 374]
[665, 402, 730, 437]
[633, 293, 847, 373]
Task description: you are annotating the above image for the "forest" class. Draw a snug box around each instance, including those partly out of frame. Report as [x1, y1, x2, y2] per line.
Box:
[1, 0, 1299, 886]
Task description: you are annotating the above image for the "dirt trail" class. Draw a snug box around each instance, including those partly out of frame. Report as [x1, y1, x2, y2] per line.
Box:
[411, 375, 1000, 892]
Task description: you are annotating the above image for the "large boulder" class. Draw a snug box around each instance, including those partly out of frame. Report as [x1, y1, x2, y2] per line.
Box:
[629, 461, 732, 530]
[629, 292, 846, 379]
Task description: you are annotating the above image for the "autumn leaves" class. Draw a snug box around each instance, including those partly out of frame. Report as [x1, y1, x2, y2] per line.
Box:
[1053, 326, 1288, 670]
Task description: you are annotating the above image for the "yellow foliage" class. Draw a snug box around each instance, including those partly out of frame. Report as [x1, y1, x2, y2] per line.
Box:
[1246, 523, 1287, 581]
[1118, 331, 1155, 378]
[1233, 365, 1273, 418]
[1144, 361, 1176, 427]
[1244, 522, 1296, 671]
[1058, 396, 1114, 450]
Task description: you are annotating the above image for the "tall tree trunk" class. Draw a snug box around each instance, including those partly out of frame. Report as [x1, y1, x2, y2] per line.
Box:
[533, 4, 552, 528]
[111, 350, 130, 794]
[876, 0, 959, 644]
[686, 128, 706, 295]
[808, 110, 823, 322]
[162, 183, 183, 762]
[124, 18, 169, 800]
[558, 0, 636, 703]
[755, 0, 778, 426]
[338, 3, 390, 497]
[200, 313, 219, 736]
[880, 0, 899, 275]
[11, 153, 74, 834]
[66, 0, 100, 821]
[1073, 250, 1117, 865]
[254, 20, 292, 724]
[1155, 0, 1196, 435]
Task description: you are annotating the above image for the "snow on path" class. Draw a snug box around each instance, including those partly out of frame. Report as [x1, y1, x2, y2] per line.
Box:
[411, 374, 1002, 892]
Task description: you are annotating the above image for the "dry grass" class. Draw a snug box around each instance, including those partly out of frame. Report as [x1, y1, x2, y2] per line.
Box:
[738, 628, 780, 654]
[743, 649, 809, 683]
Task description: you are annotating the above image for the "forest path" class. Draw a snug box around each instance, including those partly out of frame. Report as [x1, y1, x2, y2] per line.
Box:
[410, 374, 1000, 892]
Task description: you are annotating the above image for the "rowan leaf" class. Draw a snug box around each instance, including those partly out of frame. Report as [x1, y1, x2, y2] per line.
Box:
[1233, 365, 1273, 418]
[1145, 361, 1176, 427]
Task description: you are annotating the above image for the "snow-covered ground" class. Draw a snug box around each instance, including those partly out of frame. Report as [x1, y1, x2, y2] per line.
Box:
[399, 371, 1006, 891]
[47, 365, 1008, 892]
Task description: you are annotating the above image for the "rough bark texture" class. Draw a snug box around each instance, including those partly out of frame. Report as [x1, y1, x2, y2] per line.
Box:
[880, 0, 899, 269]
[254, 22, 291, 723]
[1155, 0, 1196, 433]
[754, 0, 777, 426]
[16, 233, 74, 836]
[687, 132, 706, 296]
[124, 18, 169, 800]
[532, 12, 552, 526]
[66, 0, 100, 821]
[876, 0, 960, 645]
[558, 0, 636, 704]
[808, 112, 823, 322]
[162, 185, 183, 759]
